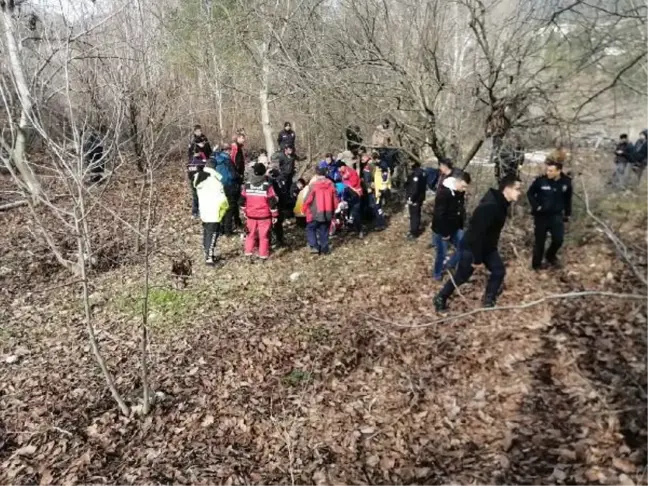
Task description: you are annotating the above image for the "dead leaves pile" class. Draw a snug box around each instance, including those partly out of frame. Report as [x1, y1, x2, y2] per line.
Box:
[0, 166, 646, 484]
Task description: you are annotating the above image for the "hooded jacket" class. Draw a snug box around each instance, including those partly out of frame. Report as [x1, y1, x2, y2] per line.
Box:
[634, 130, 647, 166]
[462, 188, 510, 264]
[303, 176, 339, 223]
[432, 177, 466, 237]
[241, 174, 279, 220]
[527, 173, 573, 218]
[193, 167, 229, 223]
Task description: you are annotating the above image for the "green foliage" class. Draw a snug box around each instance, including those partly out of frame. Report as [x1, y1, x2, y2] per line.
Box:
[283, 368, 312, 387]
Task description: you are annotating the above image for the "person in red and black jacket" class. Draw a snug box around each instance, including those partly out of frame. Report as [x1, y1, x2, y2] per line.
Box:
[241, 163, 279, 260]
[304, 163, 339, 255]
[339, 164, 364, 238]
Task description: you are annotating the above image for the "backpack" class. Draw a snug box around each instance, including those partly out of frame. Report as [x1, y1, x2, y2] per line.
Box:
[212, 152, 238, 188]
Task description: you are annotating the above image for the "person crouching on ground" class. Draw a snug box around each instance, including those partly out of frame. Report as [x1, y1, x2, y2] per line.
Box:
[431, 170, 471, 280]
[434, 175, 522, 311]
[241, 163, 279, 260]
[194, 160, 229, 266]
[304, 163, 339, 254]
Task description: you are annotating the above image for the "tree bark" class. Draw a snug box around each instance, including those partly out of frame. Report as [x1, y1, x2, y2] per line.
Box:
[1, 5, 42, 201]
[259, 41, 275, 155]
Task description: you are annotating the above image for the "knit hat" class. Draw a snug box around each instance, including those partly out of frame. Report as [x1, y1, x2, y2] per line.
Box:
[316, 161, 328, 176]
[253, 163, 266, 176]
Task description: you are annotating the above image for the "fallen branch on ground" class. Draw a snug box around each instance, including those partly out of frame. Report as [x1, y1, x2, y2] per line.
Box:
[0, 200, 27, 211]
[366, 291, 646, 329]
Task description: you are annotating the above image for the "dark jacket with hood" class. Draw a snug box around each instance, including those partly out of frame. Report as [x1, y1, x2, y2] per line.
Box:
[277, 151, 296, 182]
[432, 176, 466, 237]
[463, 188, 510, 264]
[615, 140, 634, 165]
[634, 130, 647, 166]
[527, 173, 573, 218]
[405, 166, 427, 204]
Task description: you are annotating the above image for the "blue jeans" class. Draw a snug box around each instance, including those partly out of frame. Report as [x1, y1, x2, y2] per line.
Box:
[432, 229, 464, 279]
[307, 221, 331, 254]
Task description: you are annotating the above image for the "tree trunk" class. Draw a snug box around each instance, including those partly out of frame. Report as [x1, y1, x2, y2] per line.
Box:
[259, 41, 274, 155]
[461, 138, 484, 169]
[1, 6, 42, 201]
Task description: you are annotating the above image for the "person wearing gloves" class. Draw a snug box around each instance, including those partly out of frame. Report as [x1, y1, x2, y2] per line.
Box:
[241, 163, 279, 260]
[527, 161, 572, 270]
[193, 160, 229, 266]
[304, 163, 339, 254]
[434, 175, 522, 311]
[405, 161, 428, 240]
[431, 170, 471, 280]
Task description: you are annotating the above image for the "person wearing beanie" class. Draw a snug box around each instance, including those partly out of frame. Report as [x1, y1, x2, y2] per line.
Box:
[303, 164, 339, 254]
[193, 160, 229, 265]
[241, 163, 279, 260]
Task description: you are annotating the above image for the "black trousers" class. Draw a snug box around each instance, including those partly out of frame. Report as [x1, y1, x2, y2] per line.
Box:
[408, 203, 422, 236]
[202, 222, 220, 258]
[532, 214, 564, 268]
[222, 186, 242, 234]
[273, 211, 285, 244]
[439, 248, 506, 302]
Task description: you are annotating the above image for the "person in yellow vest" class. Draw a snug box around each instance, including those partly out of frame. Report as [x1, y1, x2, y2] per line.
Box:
[292, 178, 308, 227]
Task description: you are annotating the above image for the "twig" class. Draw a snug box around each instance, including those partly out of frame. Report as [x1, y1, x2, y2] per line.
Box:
[367, 291, 645, 329]
[0, 199, 27, 211]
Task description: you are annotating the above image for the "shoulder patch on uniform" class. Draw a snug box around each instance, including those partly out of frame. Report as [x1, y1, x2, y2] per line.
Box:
[413, 177, 418, 181]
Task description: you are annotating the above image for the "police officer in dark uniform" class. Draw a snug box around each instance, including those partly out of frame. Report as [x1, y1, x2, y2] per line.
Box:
[527, 160, 572, 270]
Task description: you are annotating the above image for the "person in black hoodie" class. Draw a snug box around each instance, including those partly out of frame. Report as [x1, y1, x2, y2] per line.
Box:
[431, 170, 471, 280]
[632, 129, 647, 184]
[268, 167, 291, 247]
[405, 161, 428, 240]
[527, 161, 572, 270]
[434, 175, 522, 311]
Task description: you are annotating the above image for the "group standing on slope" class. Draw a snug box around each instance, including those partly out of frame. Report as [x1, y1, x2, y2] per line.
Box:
[181, 122, 642, 311]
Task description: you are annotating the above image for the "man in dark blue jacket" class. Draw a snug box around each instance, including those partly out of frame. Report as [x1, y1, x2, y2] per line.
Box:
[612, 133, 634, 188]
[434, 175, 522, 310]
[633, 129, 647, 184]
[405, 161, 428, 240]
[527, 161, 572, 270]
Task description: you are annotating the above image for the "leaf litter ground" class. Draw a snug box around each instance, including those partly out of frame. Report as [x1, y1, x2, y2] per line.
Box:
[0, 167, 646, 485]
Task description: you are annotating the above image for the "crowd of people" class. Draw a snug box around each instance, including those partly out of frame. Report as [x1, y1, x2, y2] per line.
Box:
[612, 130, 647, 187]
[182, 122, 641, 311]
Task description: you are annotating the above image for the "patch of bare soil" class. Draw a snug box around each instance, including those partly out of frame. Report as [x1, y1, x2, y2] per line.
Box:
[0, 166, 645, 485]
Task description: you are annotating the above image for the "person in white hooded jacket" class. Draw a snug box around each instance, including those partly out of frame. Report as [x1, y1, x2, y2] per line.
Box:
[431, 170, 471, 280]
[194, 161, 229, 265]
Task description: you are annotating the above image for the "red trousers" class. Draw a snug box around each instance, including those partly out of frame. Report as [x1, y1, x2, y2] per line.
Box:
[245, 218, 272, 258]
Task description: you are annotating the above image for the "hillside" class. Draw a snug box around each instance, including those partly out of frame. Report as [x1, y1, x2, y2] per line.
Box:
[0, 161, 646, 485]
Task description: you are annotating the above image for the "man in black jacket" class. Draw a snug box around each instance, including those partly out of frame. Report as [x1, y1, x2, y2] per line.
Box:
[633, 129, 647, 184]
[612, 133, 634, 188]
[527, 161, 572, 270]
[431, 170, 471, 280]
[405, 161, 428, 240]
[277, 121, 296, 150]
[434, 175, 522, 310]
